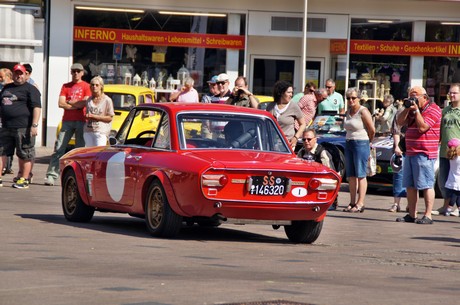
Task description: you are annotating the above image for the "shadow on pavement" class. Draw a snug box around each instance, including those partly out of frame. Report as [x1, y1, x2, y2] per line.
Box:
[16, 213, 290, 244]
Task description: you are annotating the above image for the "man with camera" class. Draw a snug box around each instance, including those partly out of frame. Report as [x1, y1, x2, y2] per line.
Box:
[395, 86, 441, 224]
[225, 76, 259, 108]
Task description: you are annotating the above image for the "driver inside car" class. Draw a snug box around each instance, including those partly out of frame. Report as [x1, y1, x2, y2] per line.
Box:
[223, 121, 244, 147]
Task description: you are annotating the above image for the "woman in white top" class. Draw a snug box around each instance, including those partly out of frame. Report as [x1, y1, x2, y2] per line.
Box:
[84, 76, 115, 146]
[343, 87, 375, 213]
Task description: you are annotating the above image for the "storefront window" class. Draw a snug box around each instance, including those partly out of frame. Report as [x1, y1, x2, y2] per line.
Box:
[73, 7, 245, 95]
[424, 22, 460, 106]
[348, 19, 413, 102]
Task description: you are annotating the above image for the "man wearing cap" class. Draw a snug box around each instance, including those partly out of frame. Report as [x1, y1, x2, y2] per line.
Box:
[395, 86, 441, 224]
[44, 63, 91, 186]
[201, 75, 219, 103]
[0, 64, 41, 189]
[210, 73, 232, 104]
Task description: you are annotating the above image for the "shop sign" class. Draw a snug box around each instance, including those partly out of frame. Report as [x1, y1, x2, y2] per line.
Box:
[113, 43, 123, 60]
[74, 26, 245, 50]
[330, 39, 460, 57]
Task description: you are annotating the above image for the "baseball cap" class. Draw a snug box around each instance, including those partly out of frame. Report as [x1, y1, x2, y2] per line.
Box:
[13, 64, 26, 74]
[23, 63, 33, 73]
[207, 75, 218, 84]
[448, 138, 460, 148]
[216, 73, 229, 82]
[70, 63, 84, 71]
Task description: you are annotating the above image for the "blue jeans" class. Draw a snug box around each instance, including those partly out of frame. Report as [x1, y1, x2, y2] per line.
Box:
[403, 154, 436, 190]
[45, 120, 85, 180]
[438, 157, 452, 199]
[345, 139, 370, 178]
[393, 155, 406, 198]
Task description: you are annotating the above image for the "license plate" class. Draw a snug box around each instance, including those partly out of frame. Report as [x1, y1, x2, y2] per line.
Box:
[249, 176, 287, 196]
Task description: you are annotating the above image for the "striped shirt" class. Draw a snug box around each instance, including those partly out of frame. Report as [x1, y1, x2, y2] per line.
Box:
[405, 102, 441, 159]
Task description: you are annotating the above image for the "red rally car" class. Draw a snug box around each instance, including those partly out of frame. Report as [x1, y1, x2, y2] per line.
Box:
[60, 103, 341, 244]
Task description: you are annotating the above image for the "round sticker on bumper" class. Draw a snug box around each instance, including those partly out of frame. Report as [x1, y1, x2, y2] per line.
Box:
[291, 187, 307, 197]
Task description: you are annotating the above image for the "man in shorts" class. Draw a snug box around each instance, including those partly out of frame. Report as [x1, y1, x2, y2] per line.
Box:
[395, 86, 441, 224]
[0, 64, 41, 189]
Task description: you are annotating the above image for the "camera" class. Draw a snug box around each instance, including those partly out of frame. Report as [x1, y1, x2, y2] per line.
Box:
[403, 97, 417, 108]
[237, 89, 244, 95]
[394, 155, 402, 167]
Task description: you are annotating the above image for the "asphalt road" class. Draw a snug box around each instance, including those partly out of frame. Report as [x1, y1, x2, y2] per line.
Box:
[1, 147, 459, 305]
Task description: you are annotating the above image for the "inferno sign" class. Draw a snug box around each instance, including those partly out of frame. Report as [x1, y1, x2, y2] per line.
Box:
[74, 26, 245, 50]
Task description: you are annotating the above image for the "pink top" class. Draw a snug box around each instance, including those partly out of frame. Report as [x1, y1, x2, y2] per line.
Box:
[175, 88, 199, 103]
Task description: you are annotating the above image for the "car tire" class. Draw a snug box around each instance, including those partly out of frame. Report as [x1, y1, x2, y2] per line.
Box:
[62, 170, 94, 222]
[284, 220, 323, 244]
[145, 181, 182, 238]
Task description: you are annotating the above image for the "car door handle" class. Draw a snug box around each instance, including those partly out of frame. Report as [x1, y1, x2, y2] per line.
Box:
[127, 155, 142, 161]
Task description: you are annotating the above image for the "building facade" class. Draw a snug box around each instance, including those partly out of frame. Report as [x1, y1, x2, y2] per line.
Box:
[6, 0, 460, 147]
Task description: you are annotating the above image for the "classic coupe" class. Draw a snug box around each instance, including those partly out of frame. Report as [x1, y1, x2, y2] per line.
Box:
[60, 103, 341, 243]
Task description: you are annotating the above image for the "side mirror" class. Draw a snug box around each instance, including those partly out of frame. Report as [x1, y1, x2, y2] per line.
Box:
[109, 137, 118, 146]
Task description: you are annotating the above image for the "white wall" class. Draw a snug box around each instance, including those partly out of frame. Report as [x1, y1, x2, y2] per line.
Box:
[47, 0, 76, 146]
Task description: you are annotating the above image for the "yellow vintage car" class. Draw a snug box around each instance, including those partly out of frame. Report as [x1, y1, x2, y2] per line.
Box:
[57, 85, 155, 148]
[255, 95, 274, 110]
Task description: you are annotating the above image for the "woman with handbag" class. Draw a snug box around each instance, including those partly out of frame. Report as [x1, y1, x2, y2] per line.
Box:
[342, 87, 375, 213]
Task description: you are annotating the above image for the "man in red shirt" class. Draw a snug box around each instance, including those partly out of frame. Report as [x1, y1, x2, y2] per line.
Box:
[395, 86, 441, 224]
[44, 63, 90, 186]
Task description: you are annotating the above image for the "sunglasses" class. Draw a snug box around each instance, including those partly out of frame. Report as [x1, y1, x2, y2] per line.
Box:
[90, 83, 100, 87]
[216, 81, 227, 85]
[71, 69, 82, 73]
[302, 137, 315, 142]
[326, 86, 333, 89]
[346, 96, 359, 100]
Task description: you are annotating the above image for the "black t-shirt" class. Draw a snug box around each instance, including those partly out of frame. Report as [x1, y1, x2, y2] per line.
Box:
[0, 82, 41, 128]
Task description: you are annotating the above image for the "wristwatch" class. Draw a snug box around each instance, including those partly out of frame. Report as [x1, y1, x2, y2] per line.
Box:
[32, 123, 39, 128]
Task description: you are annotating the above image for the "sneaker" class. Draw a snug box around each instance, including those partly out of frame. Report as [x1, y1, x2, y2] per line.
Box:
[431, 206, 445, 216]
[0, 179, 3, 187]
[13, 173, 33, 183]
[450, 208, 459, 217]
[415, 215, 434, 224]
[445, 207, 453, 216]
[12, 177, 29, 189]
[44, 176, 55, 186]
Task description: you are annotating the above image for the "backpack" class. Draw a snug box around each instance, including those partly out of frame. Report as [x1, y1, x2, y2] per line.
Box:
[319, 141, 345, 177]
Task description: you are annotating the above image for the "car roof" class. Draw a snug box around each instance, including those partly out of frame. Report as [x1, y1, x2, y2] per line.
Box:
[104, 84, 155, 95]
[255, 95, 273, 103]
[137, 102, 275, 117]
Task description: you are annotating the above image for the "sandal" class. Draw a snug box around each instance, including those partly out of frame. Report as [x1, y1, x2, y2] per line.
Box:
[396, 214, 416, 223]
[343, 203, 356, 212]
[415, 216, 433, 224]
[350, 204, 365, 213]
[388, 203, 401, 213]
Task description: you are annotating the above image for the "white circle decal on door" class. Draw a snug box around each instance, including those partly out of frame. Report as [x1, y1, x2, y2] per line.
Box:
[106, 152, 126, 202]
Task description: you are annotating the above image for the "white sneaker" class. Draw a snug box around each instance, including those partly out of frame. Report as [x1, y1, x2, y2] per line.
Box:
[450, 208, 459, 217]
[431, 207, 443, 216]
[44, 176, 55, 186]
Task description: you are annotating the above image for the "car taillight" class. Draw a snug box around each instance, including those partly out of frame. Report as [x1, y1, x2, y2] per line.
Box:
[308, 178, 338, 190]
[202, 174, 228, 187]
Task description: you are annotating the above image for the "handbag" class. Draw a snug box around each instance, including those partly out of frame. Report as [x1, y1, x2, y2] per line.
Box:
[367, 147, 377, 177]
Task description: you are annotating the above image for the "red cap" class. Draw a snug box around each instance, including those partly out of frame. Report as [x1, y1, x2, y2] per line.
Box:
[13, 64, 26, 74]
